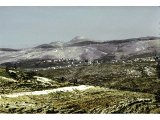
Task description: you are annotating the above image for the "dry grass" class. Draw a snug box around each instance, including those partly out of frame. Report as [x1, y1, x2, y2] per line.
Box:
[0, 87, 157, 114]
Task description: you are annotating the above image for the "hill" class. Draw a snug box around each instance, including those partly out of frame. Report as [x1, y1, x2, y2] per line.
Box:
[0, 36, 160, 68]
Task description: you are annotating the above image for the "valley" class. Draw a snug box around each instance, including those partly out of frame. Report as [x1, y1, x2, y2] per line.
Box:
[0, 36, 160, 113]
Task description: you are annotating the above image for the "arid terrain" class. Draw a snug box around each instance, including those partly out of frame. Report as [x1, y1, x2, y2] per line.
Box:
[0, 36, 160, 113]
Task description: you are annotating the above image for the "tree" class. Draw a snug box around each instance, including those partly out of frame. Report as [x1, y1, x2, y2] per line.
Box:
[156, 63, 160, 79]
[5, 66, 9, 73]
[154, 56, 160, 79]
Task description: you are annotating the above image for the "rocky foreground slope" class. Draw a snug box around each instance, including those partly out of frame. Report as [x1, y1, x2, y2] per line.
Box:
[0, 57, 160, 113]
[0, 85, 160, 114]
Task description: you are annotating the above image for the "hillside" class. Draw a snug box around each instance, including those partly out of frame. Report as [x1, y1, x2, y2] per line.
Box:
[0, 54, 160, 113]
[0, 86, 159, 114]
[0, 36, 160, 67]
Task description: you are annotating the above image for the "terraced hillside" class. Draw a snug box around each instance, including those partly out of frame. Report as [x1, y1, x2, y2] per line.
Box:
[0, 86, 160, 113]
[0, 57, 160, 113]
[0, 68, 72, 94]
[37, 57, 160, 95]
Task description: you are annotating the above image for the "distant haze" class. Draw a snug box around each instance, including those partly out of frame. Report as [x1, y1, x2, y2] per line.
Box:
[0, 6, 160, 48]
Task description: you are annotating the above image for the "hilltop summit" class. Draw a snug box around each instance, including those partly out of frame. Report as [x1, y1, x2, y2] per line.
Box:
[69, 36, 93, 44]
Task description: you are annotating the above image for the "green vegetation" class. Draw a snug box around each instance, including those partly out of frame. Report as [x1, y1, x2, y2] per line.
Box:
[0, 68, 10, 78]
[37, 60, 160, 94]
[1, 58, 160, 113]
[0, 68, 73, 94]
[0, 87, 159, 114]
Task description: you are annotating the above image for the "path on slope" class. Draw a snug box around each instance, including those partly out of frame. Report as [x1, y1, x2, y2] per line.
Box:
[0, 85, 94, 99]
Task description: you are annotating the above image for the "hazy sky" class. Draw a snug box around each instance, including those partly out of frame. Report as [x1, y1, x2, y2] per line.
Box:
[0, 6, 160, 48]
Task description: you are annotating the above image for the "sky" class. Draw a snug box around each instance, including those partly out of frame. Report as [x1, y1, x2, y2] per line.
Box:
[0, 6, 160, 48]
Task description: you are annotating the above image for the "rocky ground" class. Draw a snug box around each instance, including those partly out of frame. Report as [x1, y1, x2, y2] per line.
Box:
[0, 86, 160, 114]
[0, 58, 160, 114]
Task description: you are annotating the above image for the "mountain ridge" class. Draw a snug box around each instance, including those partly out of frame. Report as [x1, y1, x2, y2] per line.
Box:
[0, 36, 160, 65]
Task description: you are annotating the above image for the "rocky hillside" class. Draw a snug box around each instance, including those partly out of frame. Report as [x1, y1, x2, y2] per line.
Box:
[0, 86, 160, 113]
[0, 36, 160, 65]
